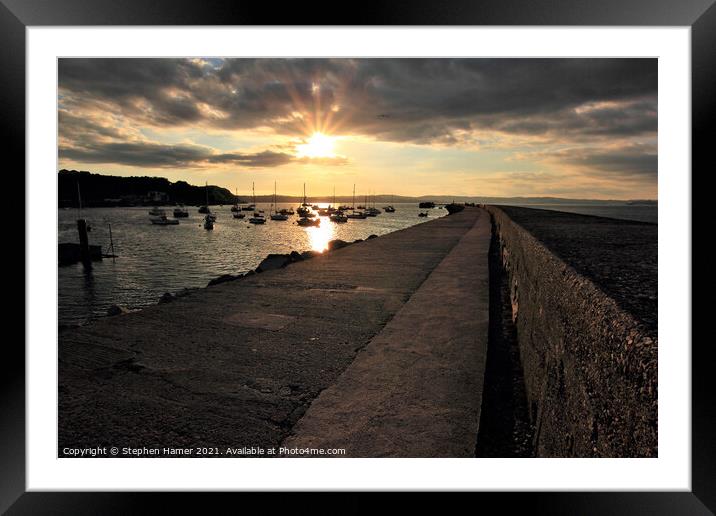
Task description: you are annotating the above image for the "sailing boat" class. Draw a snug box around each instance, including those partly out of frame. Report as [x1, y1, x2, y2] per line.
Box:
[233, 186, 245, 219]
[203, 182, 214, 230]
[365, 190, 380, 216]
[296, 183, 319, 226]
[318, 186, 337, 216]
[297, 183, 312, 217]
[330, 186, 347, 222]
[248, 182, 266, 224]
[199, 182, 210, 214]
[231, 187, 240, 212]
[328, 186, 337, 214]
[383, 194, 396, 212]
[270, 181, 288, 221]
[346, 184, 366, 219]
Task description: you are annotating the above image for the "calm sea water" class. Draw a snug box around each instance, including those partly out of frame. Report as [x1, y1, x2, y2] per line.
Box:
[58, 202, 657, 326]
[58, 203, 446, 326]
[510, 203, 658, 224]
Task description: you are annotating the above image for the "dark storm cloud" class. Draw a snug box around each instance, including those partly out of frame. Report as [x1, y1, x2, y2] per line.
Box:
[59, 58, 657, 141]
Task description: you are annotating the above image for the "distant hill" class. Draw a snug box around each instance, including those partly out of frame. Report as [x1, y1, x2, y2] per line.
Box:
[58, 170, 237, 207]
[58, 170, 656, 207]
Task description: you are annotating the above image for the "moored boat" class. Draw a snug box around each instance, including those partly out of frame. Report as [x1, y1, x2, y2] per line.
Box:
[173, 206, 189, 218]
[270, 181, 288, 220]
[249, 213, 266, 224]
[297, 183, 315, 217]
[297, 216, 320, 226]
[248, 182, 266, 224]
[231, 188, 241, 212]
[151, 213, 179, 225]
[203, 182, 214, 229]
[330, 211, 348, 223]
[347, 184, 366, 219]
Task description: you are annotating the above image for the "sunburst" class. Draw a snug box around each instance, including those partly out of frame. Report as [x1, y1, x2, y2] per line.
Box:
[296, 132, 337, 158]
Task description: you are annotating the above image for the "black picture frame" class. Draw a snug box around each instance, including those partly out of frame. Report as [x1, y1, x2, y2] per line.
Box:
[3, 0, 712, 513]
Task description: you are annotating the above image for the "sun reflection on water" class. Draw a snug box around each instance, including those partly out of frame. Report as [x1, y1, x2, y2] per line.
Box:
[306, 220, 335, 252]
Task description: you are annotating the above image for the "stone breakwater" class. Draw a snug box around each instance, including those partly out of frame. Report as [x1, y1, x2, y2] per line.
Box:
[485, 205, 657, 457]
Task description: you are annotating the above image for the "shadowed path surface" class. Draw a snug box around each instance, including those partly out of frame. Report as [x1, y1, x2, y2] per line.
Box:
[59, 208, 485, 455]
[282, 212, 490, 457]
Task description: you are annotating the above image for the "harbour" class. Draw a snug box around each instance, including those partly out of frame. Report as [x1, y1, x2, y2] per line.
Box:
[58, 202, 446, 326]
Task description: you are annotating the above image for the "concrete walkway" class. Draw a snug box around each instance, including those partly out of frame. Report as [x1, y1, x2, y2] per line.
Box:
[283, 210, 491, 457]
[59, 208, 487, 456]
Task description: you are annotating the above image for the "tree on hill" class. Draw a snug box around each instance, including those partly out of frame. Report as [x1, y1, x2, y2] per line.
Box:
[58, 169, 237, 207]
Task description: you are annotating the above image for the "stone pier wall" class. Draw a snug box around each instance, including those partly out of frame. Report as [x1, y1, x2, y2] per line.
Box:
[485, 206, 657, 457]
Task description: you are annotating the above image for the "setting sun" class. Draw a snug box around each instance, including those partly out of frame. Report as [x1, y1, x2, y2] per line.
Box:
[297, 132, 336, 158]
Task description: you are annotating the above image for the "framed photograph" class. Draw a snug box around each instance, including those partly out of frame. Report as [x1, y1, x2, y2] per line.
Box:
[5, 0, 712, 512]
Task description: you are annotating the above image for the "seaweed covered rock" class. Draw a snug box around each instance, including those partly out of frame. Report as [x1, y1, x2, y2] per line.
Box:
[256, 254, 291, 272]
[327, 239, 350, 251]
[207, 274, 239, 287]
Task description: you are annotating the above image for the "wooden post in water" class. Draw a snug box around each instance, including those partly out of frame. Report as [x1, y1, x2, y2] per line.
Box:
[108, 222, 116, 263]
[76, 181, 91, 269]
[77, 218, 91, 269]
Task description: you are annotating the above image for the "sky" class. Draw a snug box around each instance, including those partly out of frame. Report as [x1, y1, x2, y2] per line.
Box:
[58, 58, 657, 199]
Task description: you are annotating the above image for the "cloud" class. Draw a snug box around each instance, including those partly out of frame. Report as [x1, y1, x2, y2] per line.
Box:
[58, 111, 346, 169]
[514, 143, 658, 180]
[207, 150, 294, 167]
[57, 58, 657, 193]
[557, 147, 658, 178]
[59, 141, 214, 168]
[59, 58, 657, 145]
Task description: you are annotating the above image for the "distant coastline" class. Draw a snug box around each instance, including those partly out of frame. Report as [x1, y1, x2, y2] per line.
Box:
[58, 169, 657, 208]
